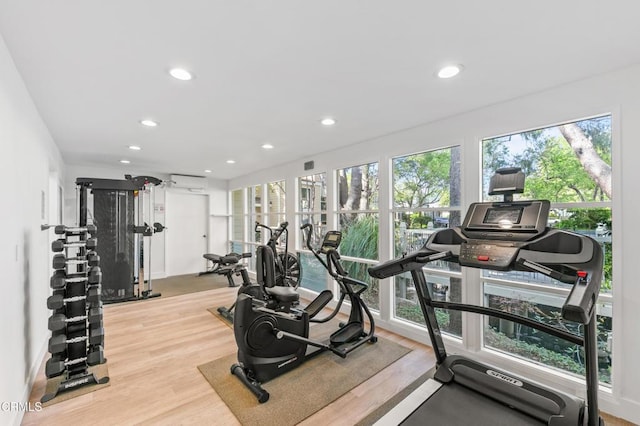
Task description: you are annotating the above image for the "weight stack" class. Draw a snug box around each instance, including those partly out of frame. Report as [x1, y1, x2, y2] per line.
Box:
[41, 225, 110, 404]
[92, 190, 135, 302]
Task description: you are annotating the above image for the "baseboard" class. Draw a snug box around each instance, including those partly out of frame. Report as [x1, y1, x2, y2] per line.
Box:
[150, 271, 167, 280]
[10, 337, 47, 426]
[599, 395, 640, 425]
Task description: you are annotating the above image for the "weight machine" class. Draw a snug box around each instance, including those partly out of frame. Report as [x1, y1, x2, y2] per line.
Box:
[76, 175, 164, 303]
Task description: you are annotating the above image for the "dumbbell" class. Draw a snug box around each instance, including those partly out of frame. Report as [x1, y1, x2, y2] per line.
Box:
[48, 308, 102, 331]
[88, 267, 102, 284]
[47, 294, 86, 310]
[50, 272, 88, 290]
[88, 306, 103, 324]
[54, 224, 97, 235]
[52, 253, 100, 270]
[87, 347, 106, 365]
[48, 328, 104, 354]
[51, 238, 98, 252]
[45, 347, 105, 378]
[89, 326, 105, 347]
[87, 286, 102, 305]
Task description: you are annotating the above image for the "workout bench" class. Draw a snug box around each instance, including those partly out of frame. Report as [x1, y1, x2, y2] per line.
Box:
[199, 252, 252, 287]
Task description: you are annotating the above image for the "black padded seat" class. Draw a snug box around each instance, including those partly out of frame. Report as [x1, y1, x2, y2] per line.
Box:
[203, 253, 240, 264]
[203, 253, 222, 262]
[264, 286, 299, 303]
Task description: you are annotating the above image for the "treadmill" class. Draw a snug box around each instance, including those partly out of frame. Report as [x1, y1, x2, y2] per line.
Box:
[369, 167, 604, 426]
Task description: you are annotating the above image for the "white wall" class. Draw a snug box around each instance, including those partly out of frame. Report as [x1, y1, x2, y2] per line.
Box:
[0, 34, 65, 425]
[229, 64, 640, 423]
[63, 165, 228, 278]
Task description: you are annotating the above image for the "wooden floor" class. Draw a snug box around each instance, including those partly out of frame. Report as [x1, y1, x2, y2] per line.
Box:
[23, 287, 632, 426]
[22, 287, 436, 426]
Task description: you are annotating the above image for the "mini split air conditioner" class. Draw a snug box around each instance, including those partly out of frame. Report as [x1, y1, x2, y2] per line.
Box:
[169, 174, 208, 191]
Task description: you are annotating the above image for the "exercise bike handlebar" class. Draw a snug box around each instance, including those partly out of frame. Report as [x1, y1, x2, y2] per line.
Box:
[255, 221, 289, 243]
[301, 223, 347, 279]
[301, 223, 329, 269]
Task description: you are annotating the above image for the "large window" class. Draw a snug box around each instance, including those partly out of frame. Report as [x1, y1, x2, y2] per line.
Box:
[391, 146, 462, 336]
[230, 189, 245, 254]
[337, 162, 380, 310]
[481, 115, 613, 384]
[230, 180, 287, 273]
[297, 173, 327, 292]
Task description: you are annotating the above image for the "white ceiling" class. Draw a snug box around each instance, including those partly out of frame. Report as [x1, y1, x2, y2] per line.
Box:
[1, 1, 639, 180]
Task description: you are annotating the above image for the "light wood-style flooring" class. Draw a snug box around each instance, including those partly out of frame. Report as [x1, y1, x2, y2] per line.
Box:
[22, 286, 632, 425]
[22, 286, 435, 426]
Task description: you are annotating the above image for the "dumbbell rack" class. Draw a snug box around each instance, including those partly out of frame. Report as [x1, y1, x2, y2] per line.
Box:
[41, 225, 110, 403]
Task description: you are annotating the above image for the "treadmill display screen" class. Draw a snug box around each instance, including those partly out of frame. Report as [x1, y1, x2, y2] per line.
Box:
[483, 207, 523, 225]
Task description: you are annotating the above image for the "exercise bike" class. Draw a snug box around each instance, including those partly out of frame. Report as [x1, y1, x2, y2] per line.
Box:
[217, 221, 302, 322]
[231, 223, 377, 403]
[255, 221, 302, 289]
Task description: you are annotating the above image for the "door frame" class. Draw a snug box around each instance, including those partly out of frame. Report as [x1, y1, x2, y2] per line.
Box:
[164, 190, 209, 277]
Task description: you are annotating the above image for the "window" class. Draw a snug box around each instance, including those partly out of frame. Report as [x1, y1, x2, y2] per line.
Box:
[336, 162, 380, 310]
[481, 115, 613, 384]
[231, 181, 287, 273]
[391, 146, 462, 336]
[297, 173, 327, 292]
[267, 180, 286, 227]
[230, 189, 245, 254]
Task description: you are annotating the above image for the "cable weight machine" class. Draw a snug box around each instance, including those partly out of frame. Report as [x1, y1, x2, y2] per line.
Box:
[76, 175, 165, 303]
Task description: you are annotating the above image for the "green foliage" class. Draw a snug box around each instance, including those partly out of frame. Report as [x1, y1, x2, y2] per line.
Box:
[393, 150, 451, 208]
[341, 259, 380, 310]
[483, 118, 612, 203]
[395, 300, 425, 324]
[556, 208, 612, 290]
[485, 327, 611, 384]
[338, 215, 380, 309]
[524, 138, 604, 202]
[485, 327, 586, 373]
[340, 214, 379, 260]
[556, 208, 611, 230]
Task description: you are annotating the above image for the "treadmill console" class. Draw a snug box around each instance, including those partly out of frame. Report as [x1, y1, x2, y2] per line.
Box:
[457, 200, 550, 270]
[461, 200, 550, 241]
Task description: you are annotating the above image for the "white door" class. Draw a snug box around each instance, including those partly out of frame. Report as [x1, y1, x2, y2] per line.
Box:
[166, 192, 208, 276]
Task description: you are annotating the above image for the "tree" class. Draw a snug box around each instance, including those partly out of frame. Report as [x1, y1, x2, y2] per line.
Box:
[449, 146, 462, 227]
[393, 151, 451, 209]
[559, 123, 612, 199]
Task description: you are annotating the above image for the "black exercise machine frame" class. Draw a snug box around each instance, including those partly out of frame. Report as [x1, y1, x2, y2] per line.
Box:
[231, 223, 377, 402]
[369, 166, 603, 425]
[199, 252, 252, 287]
[255, 220, 302, 288]
[76, 176, 164, 303]
[370, 228, 602, 426]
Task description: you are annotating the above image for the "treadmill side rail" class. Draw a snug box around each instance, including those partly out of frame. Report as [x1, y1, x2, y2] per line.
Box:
[373, 379, 442, 426]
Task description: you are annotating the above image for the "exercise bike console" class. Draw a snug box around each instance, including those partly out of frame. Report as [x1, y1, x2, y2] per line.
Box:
[320, 231, 342, 253]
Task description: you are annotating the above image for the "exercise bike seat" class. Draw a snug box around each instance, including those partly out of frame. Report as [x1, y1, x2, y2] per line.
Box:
[203, 252, 250, 265]
[264, 286, 299, 303]
[257, 245, 300, 304]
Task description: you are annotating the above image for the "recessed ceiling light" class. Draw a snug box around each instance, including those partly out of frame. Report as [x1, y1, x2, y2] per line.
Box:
[128, 145, 142, 151]
[226, 160, 236, 164]
[140, 119, 158, 127]
[120, 160, 131, 164]
[437, 65, 462, 79]
[321, 117, 336, 126]
[262, 143, 274, 149]
[169, 68, 193, 81]
[204, 169, 212, 173]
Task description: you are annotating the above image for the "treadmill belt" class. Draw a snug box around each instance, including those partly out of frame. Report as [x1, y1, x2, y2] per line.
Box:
[402, 382, 545, 426]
